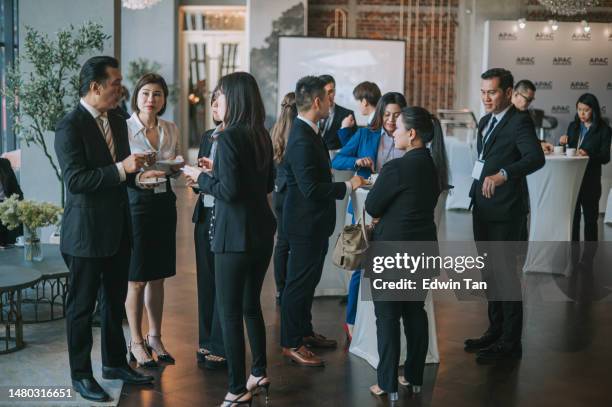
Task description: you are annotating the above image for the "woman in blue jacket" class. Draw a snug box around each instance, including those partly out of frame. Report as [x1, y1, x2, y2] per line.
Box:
[331, 92, 407, 340]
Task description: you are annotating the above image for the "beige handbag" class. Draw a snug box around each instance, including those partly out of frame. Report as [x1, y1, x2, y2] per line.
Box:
[332, 208, 371, 270]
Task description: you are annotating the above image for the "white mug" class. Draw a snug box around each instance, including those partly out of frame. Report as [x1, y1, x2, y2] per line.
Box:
[553, 146, 564, 155]
[566, 148, 577, 157]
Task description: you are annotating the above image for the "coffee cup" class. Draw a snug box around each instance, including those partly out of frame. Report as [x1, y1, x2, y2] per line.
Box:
[369, 173, 379, 184]
[144, 151, 157, 166]
[553, 146, 564, 155]
[566, 148, 577, 157]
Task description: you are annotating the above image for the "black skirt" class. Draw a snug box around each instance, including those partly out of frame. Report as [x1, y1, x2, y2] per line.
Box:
[128, 185, 177, 282]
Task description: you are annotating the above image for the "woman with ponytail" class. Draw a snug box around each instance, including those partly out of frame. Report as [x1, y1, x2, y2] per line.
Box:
[364, 106, 448, 401]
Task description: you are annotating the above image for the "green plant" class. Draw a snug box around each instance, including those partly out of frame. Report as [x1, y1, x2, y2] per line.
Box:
[0, 194, 63, 231]
[2, 21, 110, 207]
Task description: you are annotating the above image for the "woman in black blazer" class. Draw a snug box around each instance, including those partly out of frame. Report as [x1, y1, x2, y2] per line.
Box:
[0, 157, 23, 246]
[365, 106, 449, 401]
[270, 92, 296, 303]
[560, 93, 611, 244]
[183, 72, 276, 407]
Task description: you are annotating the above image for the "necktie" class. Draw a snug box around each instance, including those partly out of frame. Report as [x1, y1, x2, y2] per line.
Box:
[97, 114, 116, 161]
[318, 118, 327, 135]
[483, 116, 498, 145]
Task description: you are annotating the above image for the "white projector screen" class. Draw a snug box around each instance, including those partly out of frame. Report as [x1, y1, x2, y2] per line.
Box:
[278, 36, 406, 125]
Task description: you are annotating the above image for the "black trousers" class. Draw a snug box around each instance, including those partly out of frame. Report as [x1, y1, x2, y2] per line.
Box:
[215, 241, 273, 394]
[272, 191, 289, 295]
[374, 300, 428, 392]
[62, 230, 130, 380]
[280, 236, 328, 348]
[194, 208, 225, 357]
[572, 176, 601, 242]
[472, 213, 525, 346]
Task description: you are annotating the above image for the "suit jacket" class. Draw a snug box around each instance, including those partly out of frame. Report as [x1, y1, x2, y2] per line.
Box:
[323, 103, 357, 150]
[197, 124, 276, 253]
[566, 121, 611, 184]
[54, 104, 136, 258]
[283, 118, 347, 239]
[192, 128, 215, 223]
[332, 127, 382, 178]
[0, 157, 23, 200]
[469, 105, 545, 222]
[365, 148, 440, 241]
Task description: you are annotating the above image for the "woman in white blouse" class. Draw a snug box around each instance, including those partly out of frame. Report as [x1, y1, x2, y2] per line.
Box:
[125, 73, 183, 368]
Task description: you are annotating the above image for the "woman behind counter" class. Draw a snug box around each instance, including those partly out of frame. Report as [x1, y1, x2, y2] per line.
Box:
[365, 106, 449, 401]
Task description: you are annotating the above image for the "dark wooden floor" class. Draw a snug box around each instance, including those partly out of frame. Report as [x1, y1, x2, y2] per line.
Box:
[120, 187, 612, 407]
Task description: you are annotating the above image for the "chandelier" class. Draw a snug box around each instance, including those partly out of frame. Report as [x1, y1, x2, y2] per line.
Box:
[122, 0, 162, 10]
[537, 0, 599, 16]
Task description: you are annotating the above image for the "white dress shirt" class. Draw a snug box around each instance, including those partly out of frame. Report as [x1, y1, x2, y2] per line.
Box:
[79, 98, 126, 182]
[376, 128, 405, 173]
[297, 115, 351, 198]
[127, 112, 180, 166]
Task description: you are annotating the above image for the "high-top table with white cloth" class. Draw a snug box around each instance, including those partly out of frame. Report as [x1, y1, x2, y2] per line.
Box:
[314, 168, 354, 296]
[598, 148, 612, 213]
[523, 155, 588, 275]
[445, 136, 477, 210]
[348, 187, 441, 367]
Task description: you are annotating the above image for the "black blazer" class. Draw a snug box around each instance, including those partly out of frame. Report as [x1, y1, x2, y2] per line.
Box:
[566, 121, 611, 184]
[0, 158, 23, 200]
[365, 148, 440, 241]
[54, 104, 136, 258]
[283, 118, 347, 239]
[197, 124, 276, 253]
[192, 128, 215, 223]
[469, 106, 545, 222]
[323, 103, 357, 150]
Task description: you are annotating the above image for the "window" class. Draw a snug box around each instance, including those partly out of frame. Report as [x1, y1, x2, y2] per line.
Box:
[0, 0, 17, 154]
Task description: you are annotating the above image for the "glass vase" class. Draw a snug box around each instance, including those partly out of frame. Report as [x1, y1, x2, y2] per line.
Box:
[24, 226, 43, 262]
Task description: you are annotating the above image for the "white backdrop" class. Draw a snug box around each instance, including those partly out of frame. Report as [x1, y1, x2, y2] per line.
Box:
[278, 37, 405, 125]
[484, 20, 612, 141]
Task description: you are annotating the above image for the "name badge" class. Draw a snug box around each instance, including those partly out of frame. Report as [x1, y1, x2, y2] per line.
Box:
[472, 159, 485, 180]
[154, 183, 167, 194]
[202, 194, 215, 207]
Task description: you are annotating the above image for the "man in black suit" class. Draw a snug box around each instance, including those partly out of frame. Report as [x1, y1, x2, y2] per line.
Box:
[465, 68, 545, 363]
[318, 74, 357, 150]
[280, 76, 365, 366]
[54, 56, 164, 402]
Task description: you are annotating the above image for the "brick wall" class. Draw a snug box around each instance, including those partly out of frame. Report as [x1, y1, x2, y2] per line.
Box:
[308, 0, 459, 113]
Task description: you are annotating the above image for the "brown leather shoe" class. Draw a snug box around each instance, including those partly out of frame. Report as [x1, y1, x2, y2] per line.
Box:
[303, 332, 337, 349]
[282, 346, 325, 367]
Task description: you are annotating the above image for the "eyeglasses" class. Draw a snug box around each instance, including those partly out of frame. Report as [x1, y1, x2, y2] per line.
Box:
[517, 92, 535, 103]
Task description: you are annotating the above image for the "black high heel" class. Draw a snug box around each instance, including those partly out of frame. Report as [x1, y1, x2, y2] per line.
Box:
[128, 341, 158, 369]
[146, 334, 175, 363]
[248, 376, 271, 403]
[220, 391, 252, 406]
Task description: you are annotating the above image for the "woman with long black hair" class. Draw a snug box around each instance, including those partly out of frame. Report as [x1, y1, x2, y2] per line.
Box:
[560, 93, 611, 245]
[365, 106, 449, 401]
[183, 72, 276, 407]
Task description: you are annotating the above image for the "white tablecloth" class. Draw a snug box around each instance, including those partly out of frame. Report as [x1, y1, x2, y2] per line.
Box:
[523, 155, 588, 274]
[598, 150, 612, 213]
[348, 187, 441, 367]
[315, 169, 354, 297]
[445, 136, 477, 210]
[605, 189, 612, 224]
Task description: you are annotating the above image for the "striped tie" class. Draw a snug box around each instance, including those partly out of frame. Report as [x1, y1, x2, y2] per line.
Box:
[98, 114, 116, 161]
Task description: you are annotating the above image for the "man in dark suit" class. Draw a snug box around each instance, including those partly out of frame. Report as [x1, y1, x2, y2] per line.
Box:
[318, 74, 357, 150]
[54, 56, 164, 402]
[280, 76, 365, 366]
[465, 68, 545, 363]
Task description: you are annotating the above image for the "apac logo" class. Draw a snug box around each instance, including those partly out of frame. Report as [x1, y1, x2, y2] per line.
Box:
[552, 105, 571, 114]
[498, 32, 517, 40]
[535, 32, 554, 41]
[607, 82, 612, 90]
[552, 57, 572, 65]
[572, 32, 591, 41]
[516, 57, 535, 65]
[570, 81, 590, 90]
[589, 57, 609, 66]
[534, 81, 553, 90]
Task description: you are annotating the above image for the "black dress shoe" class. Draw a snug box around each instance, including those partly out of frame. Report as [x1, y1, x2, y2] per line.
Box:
[72, 378, 110, 402]
[464, 333, 500, 352]
[102, 365, 154, 384]
[476, 341, 522, 364]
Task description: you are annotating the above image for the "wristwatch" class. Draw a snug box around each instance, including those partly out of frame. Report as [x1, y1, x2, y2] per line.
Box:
[499, 168, 508, 180]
